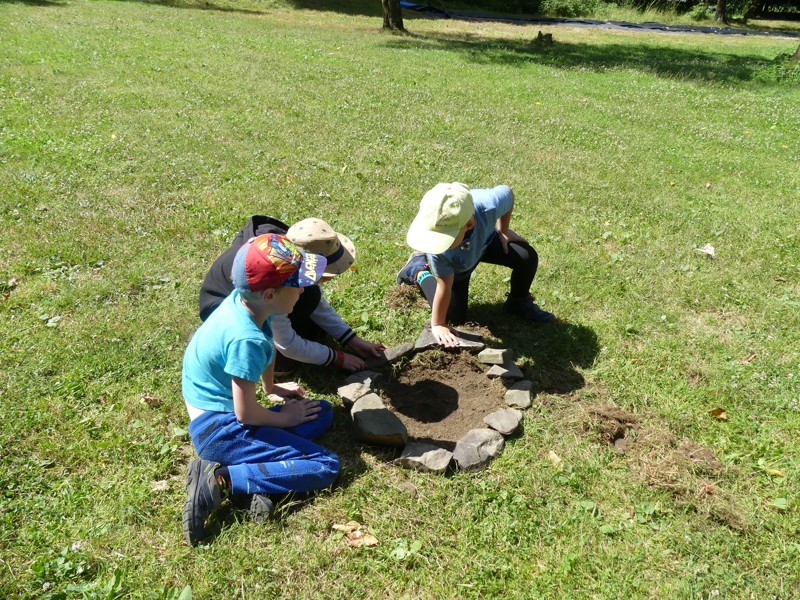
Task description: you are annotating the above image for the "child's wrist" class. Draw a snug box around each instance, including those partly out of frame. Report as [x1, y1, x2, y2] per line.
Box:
[333, 350, 346, 368]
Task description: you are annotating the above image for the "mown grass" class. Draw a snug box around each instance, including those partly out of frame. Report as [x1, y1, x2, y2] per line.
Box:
[1, 0, 799, 597]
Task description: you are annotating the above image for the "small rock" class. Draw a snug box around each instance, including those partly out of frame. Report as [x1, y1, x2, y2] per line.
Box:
[351, 393, 408, 447]
[487, 362, 524, 380]
[345, 370, 382, 387]
[614, 437, 628, 455]
[397, 442, 453, 474]
[364, 342, 415, 370]
[504, 380, 533, 409]
[483, 408, 523, 435]
[477, 348, 512, 365]
[337, 382, 371, 408]
[453, 428, 505, 471]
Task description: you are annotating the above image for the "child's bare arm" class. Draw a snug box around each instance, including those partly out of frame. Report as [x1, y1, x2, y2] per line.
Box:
[495, 188, 526, 252]
[260, 356, 275, 396]
[233, 376, 319, 428]
[431, 274, 460, 347]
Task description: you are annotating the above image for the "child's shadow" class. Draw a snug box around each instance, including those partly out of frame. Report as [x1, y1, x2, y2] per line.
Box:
[469, 303, 600, 397]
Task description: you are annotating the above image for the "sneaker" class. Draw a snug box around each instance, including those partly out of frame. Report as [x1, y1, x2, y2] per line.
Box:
[248, 494, 275, 524]
[397, 252, 429, 286]
[182, 459, 223, 545]
[503, 294, 555, 323]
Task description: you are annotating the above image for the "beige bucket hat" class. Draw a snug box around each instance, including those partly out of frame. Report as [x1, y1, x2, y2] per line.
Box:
[286, 218, 356, 277]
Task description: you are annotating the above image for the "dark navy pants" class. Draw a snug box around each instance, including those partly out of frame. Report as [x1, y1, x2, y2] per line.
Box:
[397, 233, 539, 325]
[188, 401, 340, 495]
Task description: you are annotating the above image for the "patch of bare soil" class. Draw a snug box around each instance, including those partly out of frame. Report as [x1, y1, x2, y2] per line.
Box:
[385, 285, 428, 310]
[378, 350, 506, 450]
[572, 400, 748, 530]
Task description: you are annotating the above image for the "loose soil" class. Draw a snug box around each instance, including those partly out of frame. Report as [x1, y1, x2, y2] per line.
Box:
[378, 350, 506, 450]
[575, 399, 747, 530]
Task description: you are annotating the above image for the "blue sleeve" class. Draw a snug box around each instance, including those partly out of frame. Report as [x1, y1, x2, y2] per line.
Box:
[477, 185, 513, 222]
[428, 252, 454, 278]
[224, 337, 272, 382]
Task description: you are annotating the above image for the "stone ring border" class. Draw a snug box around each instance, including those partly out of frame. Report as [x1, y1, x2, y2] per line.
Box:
[337, 324, 536, 474]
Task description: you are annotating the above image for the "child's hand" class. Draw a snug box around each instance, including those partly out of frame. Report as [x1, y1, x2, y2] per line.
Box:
[279, 398, 321, 427]
[339, 352, 367, 373]
[347, 336, 387, 358]
[268, 381, 306, 402]
[497, 228, 527, 253]
[431, 324, 460, 348]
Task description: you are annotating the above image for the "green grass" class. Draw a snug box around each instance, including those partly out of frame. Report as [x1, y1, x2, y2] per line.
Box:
[1, 0, 799, 597]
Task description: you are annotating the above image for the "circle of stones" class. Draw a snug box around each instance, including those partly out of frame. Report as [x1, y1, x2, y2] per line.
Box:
[337, 325, 535, 474]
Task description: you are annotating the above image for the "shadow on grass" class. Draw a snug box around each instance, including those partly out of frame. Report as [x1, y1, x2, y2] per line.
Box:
[0, 0, 65, 6]
[109, 0, 271, 15]
[383, 30, 781, 84]
[471, 303, 600, 397]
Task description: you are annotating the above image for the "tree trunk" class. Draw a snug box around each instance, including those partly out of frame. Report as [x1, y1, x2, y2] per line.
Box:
[381, 0, 405, 31]
[793, 42, 800, 62]
[715, 0, 727, 23]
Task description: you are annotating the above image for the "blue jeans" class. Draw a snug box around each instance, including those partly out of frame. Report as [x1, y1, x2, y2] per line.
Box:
[188, 401, 340, 495]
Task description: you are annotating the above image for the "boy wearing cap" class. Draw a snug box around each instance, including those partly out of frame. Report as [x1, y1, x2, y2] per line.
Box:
[400, 183, 554, 348]
[182, 233, 340, 545]
[199, 216, 385, 373]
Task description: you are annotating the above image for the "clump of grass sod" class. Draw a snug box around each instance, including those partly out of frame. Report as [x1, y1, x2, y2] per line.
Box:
[1, 0, 799, 597]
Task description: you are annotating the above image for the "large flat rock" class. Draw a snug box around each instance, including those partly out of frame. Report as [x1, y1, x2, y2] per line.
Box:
[414, 323, 486, 352]
[364, 342, 416, 370]
[486, 362, 524, 380]
[453, 428, 505, 471]
[483, 408, 523, 435]
[397, 442, 453, 474]
[504, 380, 533, 409]
[351, 393, 408, 447]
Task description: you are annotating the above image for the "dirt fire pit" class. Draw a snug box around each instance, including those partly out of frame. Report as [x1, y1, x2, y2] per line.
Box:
[379, 350, 506, 450]
[339, 330, 535, 473]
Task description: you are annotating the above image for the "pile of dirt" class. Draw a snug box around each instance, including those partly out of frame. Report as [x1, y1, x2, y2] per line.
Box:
[378, 350, 506, 450]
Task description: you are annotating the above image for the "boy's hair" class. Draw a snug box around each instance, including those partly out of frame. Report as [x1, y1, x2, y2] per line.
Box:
[232, 234, 326, 292]
[406, 182, 474, 254]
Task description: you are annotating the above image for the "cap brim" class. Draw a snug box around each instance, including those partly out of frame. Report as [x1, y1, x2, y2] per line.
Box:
[284, 253, 328, 287]
[323, 233, 356, 275]
[406, 217, 457, 254]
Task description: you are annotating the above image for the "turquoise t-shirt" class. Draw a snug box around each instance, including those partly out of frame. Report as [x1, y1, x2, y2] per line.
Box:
[427, 185, 513, 279]
[182, 290, 274, 413]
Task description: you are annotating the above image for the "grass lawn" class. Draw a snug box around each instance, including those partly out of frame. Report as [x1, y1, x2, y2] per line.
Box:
[1, 0, 799, 597]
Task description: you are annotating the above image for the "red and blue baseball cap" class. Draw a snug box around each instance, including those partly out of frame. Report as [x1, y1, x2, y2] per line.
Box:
[232, 233, 327, 292]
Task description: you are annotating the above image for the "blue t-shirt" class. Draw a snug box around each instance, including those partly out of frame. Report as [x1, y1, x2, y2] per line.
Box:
[427, 185, 513, 279]
[182, 290, 274, 413]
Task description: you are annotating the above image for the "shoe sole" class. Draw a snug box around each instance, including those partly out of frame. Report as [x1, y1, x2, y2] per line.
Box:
[182, 460, 205, 545]
[249, 495, 275, 524]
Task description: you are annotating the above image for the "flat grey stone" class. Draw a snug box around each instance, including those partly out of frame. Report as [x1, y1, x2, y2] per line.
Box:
[504, 380, 533, 409]
[337, 382, 371, 408]
[345, 370, 382, 387]
[483, 408, 523, 435]
[364, 342, 415, 370]
[351, 393, 408, 447]
[477, 348, 512, 365]
[397, 442, 453, 474]
[414, 323, 485, 352]
[486, 362, 524, 380]
[453, 428, 505, 471]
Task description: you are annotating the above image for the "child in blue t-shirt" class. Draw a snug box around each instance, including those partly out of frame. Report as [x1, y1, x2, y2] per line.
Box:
[399, 182, 554, 347]
[181, 233, 340, 545]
